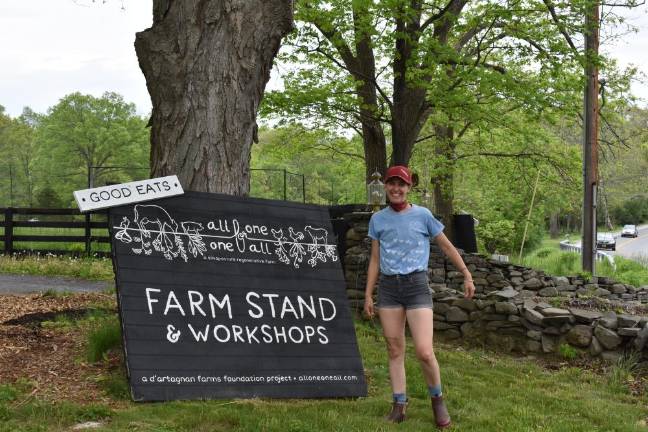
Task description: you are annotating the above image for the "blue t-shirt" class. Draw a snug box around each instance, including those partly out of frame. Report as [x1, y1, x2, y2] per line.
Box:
[368, 205, 444, 275]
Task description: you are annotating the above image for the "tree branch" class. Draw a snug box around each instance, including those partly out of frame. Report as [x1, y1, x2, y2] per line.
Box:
[414, 132, 436, 143]
[455, 151, 551, 160]
[420, 0, 466, 32]
[541, 0, 578, 53]
[308, 141, 365, 160]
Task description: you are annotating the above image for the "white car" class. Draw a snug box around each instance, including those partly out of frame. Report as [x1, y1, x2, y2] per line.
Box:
[621, 224, 639, 238]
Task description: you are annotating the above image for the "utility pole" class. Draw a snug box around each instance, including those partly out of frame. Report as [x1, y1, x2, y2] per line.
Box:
[582, 1, 599, 273]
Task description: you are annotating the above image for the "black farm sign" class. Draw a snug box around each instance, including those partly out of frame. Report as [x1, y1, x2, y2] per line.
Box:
[108, 191, 367, 401]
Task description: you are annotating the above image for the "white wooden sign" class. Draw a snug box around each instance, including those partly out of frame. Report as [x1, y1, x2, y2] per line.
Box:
[74, 176, 184, 212]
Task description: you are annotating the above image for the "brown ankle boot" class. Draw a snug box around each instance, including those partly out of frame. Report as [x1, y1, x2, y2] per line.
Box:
[385, 401, 407, 423]
[431, 395, 451, 428]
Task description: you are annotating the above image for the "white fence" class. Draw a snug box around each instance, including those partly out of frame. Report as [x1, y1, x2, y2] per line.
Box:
[559, 240, 616, 270]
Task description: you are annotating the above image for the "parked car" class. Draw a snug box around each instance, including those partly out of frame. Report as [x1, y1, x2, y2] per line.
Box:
[621, 224, 639, 238]
[596, 232, 616, 251]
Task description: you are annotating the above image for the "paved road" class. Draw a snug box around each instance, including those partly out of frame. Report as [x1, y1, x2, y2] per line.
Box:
[0, 273, 112, 294]
[614, 224, 648, 261]
[569, 224, 648, 264]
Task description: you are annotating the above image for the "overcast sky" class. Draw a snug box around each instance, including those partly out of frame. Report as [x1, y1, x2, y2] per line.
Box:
[0, 0, 152, 117]
[1, 0, 647, 118]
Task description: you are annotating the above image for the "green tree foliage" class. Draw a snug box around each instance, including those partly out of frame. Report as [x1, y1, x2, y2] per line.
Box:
[598, 106, 648, 226]
[0, 106, 38, 206]
[266, 0, 588, 164]
[478, 219, 516, 255]
[0, 94, 150, 208]
[35, 186, 62, 208]
[611, 197, 648, 225]
[251, 118, 582, 257]
[0, 106, 12, 203]
[263, 0, 637, 240]
[252, 125, 366, 205]
[442, 110, 582, 254]
[33, 92, 150, 206]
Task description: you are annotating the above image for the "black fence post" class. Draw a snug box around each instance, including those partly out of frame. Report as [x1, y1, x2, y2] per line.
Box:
[5, 208, 13, 255]
[85, 212, 91, 257]
[283, 169, 287, 201]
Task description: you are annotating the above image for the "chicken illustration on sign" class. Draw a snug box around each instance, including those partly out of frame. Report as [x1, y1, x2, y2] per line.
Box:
[113, 204, 338, 268]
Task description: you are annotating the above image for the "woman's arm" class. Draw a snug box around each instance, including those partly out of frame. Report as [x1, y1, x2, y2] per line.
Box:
[364, 239, 380, 317]
[434, 233, 476, 299]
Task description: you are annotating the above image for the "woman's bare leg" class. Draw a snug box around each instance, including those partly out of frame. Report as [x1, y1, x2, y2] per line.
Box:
[406, 308, 441, 386]
[378, 307, 407, 394]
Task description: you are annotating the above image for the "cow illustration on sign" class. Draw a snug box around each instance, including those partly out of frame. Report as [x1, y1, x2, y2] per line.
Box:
[113, 205, 338, 268]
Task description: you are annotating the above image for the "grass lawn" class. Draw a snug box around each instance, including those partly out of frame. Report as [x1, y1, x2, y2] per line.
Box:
[0, 254, 114, 281]
[1, 315, 647, 432]
[517, 246, 648, 287]
[513, 234, 648, 287]
[1, 245, 647, 431]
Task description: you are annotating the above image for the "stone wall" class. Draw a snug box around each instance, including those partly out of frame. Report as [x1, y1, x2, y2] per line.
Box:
[341, 212, 648, 364]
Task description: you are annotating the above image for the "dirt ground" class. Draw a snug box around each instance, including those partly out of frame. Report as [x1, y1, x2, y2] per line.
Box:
[0, 292, 120, 404]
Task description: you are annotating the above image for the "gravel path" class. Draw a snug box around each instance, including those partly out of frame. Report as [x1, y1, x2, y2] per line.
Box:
[0, 273, 112, 294]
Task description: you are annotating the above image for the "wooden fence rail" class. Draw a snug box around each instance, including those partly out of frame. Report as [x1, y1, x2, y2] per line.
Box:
[0, 207, 110, 257]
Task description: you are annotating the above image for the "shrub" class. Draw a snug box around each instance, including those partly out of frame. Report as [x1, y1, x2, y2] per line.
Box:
[0, 385, 18, 403]
[521, 248, 580, 277]
[607, 352, 640, 394]
[86, 318, 122, 363]
[558, 344, 578, 360]
[549, 297, 564, 308]
[477, 219, 515, 254]
[611, 197, 648, 225]
[98, 371, 130, 400]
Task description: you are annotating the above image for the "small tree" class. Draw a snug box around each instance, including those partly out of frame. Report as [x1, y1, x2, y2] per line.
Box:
[35, 186, 62, 208]
[35, 92, 150, 202]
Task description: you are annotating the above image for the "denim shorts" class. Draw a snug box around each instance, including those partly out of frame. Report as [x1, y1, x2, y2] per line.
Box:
[377, 271, 433, 310]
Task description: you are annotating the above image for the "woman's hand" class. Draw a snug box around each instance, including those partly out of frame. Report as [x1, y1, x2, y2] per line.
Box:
[364, 296, 375, 318]
[464, 279, 476, 299]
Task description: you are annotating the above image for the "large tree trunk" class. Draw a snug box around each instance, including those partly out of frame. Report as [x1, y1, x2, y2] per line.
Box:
[360, 117, 387, 182]
[351, 3, 387, 182]
[390, 4, 427, 168]
[135, 0, 293, 194]
[432, 125, 456, 243]
[390, 86, 428, 166]
[354, 34, 386, 181]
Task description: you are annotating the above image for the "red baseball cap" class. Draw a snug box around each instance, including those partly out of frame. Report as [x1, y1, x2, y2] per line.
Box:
[384, 165, 412, 185]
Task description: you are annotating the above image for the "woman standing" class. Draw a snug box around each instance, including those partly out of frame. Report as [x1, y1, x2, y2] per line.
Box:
[364, 165, 475, 428]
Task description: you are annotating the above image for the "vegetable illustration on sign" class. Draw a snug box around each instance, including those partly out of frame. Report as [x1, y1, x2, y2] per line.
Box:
[113, 204, 338, 268]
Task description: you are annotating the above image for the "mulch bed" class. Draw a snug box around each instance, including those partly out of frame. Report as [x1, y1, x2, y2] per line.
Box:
[0, 293, 121, 404]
